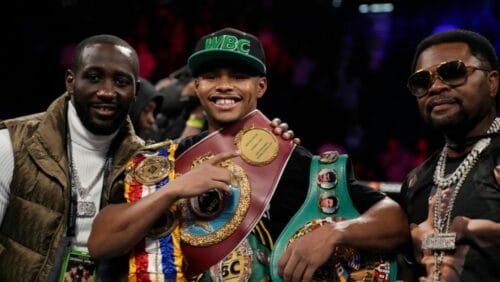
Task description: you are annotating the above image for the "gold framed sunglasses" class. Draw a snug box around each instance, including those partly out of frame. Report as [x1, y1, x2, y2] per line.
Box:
[407, 60, 491, 97]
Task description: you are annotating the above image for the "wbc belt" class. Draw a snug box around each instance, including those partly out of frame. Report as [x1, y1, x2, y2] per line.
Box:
[175, 109, 295, 277]
[269, 152, 397, 282]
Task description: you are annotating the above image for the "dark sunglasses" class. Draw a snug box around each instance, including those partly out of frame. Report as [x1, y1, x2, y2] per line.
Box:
[407, 60, 491, 97]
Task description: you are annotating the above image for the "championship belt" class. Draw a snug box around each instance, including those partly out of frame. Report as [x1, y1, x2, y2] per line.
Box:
[269, 152, 397, 282]
[175, 109, 296, 277]
[196, 233, 272, 282]
[124, 140, 185, 282]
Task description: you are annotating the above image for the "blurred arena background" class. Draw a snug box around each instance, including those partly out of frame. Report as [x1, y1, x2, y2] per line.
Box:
[3, 0, 500, 184]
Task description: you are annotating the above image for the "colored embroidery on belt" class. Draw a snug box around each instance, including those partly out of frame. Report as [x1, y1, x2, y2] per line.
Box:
[124, 143, 185, 281]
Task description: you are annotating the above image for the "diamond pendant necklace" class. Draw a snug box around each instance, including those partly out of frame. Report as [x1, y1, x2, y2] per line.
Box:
[67, 131, 109, 218]
[70, 156, 106, 200]
[426, 117, 500, 281]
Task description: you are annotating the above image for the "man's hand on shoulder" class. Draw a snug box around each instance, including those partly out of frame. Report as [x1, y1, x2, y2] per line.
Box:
[270, 117, 301, 145]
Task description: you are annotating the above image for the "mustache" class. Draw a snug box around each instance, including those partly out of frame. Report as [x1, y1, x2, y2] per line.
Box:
[426, 95, 461, 109]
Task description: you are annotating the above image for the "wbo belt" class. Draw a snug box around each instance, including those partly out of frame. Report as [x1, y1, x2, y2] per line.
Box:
[269, 152, 398, 282]
[124, 141, 185, 281]
[175, 109, 296, 277]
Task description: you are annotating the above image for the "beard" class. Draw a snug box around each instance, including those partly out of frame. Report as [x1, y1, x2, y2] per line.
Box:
[422, 98, 466, 134]
[73, 98, 131, 136]
[426, 113, 464, 132]
[80, 111, 128, 135]
[424, 108, 485, 139]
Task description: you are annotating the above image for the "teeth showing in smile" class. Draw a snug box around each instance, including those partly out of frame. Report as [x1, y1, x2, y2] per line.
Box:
[97, 106, 114, 112]
[93, 105, 116, 117]
[215, 98, 235, 105]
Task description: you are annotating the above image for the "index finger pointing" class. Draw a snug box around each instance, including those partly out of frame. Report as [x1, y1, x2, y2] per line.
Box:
[208, 151, 240, 165]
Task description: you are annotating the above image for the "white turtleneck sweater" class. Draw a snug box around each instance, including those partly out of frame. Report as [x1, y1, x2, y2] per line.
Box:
[0, 102, 117, 253]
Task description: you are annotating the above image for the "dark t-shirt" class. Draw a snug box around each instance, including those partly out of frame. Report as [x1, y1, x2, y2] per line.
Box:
[399, 136, 500, 281]
[177, 131, 386, 243]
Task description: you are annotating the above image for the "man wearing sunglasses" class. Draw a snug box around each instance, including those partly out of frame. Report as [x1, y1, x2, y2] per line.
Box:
[399, 29, 500, 281]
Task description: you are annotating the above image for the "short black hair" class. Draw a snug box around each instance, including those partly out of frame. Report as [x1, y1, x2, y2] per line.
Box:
[411, 29, 498, 72]
[70, 34, 139, 77]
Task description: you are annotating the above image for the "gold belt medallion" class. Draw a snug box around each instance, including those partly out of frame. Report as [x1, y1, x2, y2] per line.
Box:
[209, 238, 253, 281]
[134, 155, 173, 185]
[235, 127, 279, 166]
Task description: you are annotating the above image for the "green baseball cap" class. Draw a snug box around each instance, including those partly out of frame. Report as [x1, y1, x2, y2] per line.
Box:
[188, 27, 267, 76]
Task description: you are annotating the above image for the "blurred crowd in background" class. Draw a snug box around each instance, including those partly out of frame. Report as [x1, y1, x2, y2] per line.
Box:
[3, 0, 500, 183]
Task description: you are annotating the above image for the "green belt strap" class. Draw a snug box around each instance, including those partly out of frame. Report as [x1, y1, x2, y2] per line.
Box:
[269, 154, 397, 281]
